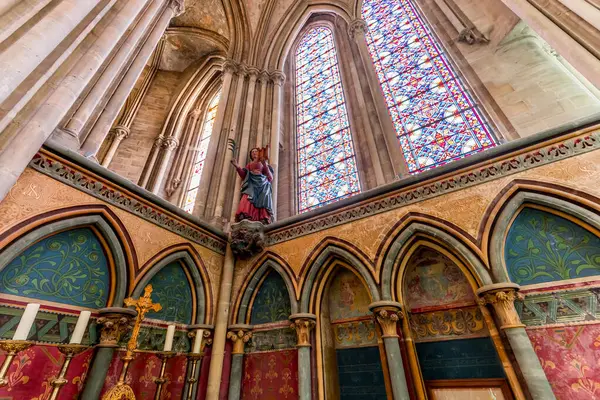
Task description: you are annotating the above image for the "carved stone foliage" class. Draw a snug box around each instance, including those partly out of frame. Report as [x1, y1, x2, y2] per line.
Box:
[290, 317, 316, 347]
[373, 307, 403, 338]
[227, 327, 252, 354]
[478, 286, 525, 330]
[230, 220, 265, 259]
[516, 288, 600, 326]
[409, 307, 488, 342]
[97, 309, 136, 347]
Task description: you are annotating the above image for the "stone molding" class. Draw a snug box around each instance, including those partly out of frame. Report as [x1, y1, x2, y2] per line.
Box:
[29, 151, 227, 254]
[111, 125, 130, 141]
[348, 19, 368, 39]
[162, 137, 179, 150]
[266, 128, 600, 245]
[222, 59, 286, 85]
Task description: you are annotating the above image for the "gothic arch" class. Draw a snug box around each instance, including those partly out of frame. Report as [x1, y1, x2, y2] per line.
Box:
[133, 248, 209, 324]
[487, 190, 600, 283]
[379, 221, 492, 301]
[0, 210, 131, 306]
[299, 243, 380, 313]
[233, 257, 299, 324]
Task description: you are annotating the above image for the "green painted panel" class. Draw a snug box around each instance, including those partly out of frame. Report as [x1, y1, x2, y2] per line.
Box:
[146, 261, 193, 324]
[250, 272, 291, 324]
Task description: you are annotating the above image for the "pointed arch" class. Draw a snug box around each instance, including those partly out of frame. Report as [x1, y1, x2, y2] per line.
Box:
[233, 256, 299, 324]
[379, 219, 491, 301]
[0, 206, 134, 306]
[134, 246, 211, 324]
[487, 189, 600, 284]
[299, 242, 379, 313]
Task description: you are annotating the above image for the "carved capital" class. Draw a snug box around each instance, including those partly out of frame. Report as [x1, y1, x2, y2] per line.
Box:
[187, 324, 213, 353]
[223, 59, 239, 75]
[96, 307, 137, 347]
[227, 325, 253, 354]
[458, 27, 489, 45]
[348, 19, 368, 39]
[289, 314, 316, 347]
[189, 108, 202, 118]
[111, 125, 130, 141]
[153, 136, 164, 149]
[477, 283, 525, 330]
[246, 67, 260, 81]
[169, 0, 185, 16]
[270, 71, 286, 86]
[258, 71, 270, 83]
[369, 301, 403, 338]
[162, 137, 179, 151]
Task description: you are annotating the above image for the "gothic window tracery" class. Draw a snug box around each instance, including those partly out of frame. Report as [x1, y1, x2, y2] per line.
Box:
[361, 0, 497, 173]
[295, 26, 361, 213]
[183, 90, 221, 213]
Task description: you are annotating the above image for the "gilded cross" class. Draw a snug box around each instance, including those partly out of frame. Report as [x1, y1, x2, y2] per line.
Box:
[123, 284, 162, 353]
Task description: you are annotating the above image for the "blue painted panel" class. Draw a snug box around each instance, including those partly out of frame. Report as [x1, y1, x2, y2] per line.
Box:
[146, 261, 193, 324]
[0, 228, 110, 308]
[505, 208, 600, 285]
[336, 346, 387, 399]
[250, 272, 292, 324]
[416, 337, 505, 380]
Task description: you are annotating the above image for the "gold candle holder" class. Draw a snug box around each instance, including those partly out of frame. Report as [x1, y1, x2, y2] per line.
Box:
[185, 353, 203, 400]
[0, 340, 35, 387]
[48, 343, 88, 400]
[153, 351, 175, 400]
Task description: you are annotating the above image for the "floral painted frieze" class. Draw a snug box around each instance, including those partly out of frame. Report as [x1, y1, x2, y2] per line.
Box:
[409, 306, 488, 342]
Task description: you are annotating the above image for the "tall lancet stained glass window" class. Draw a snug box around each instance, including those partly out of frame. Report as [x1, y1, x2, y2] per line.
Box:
[361, 0, 497, 173]
[183, 90, 221, 213]
[295, 26, 361, 213]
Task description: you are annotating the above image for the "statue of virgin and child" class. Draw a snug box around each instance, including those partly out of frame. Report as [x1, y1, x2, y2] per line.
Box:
[230, 146, 274, 225]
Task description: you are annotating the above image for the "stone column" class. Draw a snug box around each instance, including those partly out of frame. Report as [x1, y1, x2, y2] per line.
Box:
[194, 60, 236, 216]
[290, 313, 316, 400]
[80, 0, 185, 158]
[206, 244, 236, 399]
[269, 71, 285, 220]
[150, 137, 179, 194]
[183, 324, 213, 400]
[81, 307, 136, 399]
[102, 126, 130, 167]
[369, 301, 411, 400]
[349, 19, 408, 178]
[255, 72, 269, 148]
[477, 283, 555, 400]
[226, 325, 253, 400]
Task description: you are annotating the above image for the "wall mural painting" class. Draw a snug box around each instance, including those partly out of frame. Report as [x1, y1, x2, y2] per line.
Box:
[247, 328, 297, 352]
[416, 337, 505, 380]
[328, 269, 371, 321]
[336, 346, 387, 400]
[410, 306, 488, 342]
[241, 349, 298, 400]
[505, 207, 600, 285]
[146, 261, 193, 324]
[0, 227, 110, 308]
[0, 345, 93, 399]
[528, 324, 600, 399]
[250, 272, 292, 325]
[404, 248, 474, 311]
[332, 319, 378, 348]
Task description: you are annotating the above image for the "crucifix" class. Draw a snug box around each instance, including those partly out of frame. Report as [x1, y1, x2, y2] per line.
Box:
[102, 285, 162, 400]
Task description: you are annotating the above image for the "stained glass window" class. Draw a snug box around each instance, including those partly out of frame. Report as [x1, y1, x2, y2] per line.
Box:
[183, 90, 220, 213]
[362, 0, 497, 173]
[295, 26, 361, 213]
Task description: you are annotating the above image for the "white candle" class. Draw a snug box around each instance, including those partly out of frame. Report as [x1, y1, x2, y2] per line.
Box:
[163, 325, 176, 351]
[69, 310, 91, 344]
[192, 329, 204, 354]
[13, 303, 40, 340]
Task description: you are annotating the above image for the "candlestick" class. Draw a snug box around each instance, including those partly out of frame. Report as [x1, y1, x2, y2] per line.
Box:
[153, 351, 175, 400]
[0, 340, 35, 387]
[48, 344, 88, 400]
[163, 325, 175, 351]
[70, 311, 91, 344]
[184, 353, 203, 400]
[192, 329, 203, 354]
[13, 303, 40, 340]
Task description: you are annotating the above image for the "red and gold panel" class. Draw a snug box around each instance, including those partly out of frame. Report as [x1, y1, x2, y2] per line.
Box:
[241, 349, 298, 400]
[528, 324, 600, 399]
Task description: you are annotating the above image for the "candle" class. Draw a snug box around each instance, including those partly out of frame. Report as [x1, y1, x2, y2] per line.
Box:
[163, 325, 176, 351]
[13, 303, 40, 340]
[192, 329, 204, 354]
[69, 310, 91, 344]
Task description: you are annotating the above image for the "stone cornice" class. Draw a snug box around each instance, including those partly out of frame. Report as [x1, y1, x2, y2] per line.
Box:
[265, 123, 600, 245]
[30, 143, 227, 254]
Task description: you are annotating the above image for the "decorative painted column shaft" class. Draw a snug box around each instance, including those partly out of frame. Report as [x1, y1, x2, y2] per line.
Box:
[81, 307, 136, 399]
[290, 313, 316, 400]
[477, 283, 555, 400]
[369, 301, 411, 400]
[206, 244, 236, 399]
[269, 71, 285, 221]
[226, 325, 253, 400]
[348, 19, 408, 178]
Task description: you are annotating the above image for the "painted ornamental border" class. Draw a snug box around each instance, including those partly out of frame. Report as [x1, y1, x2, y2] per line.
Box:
[29, 151, 227, 254]
[266, 126, 600, 245]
